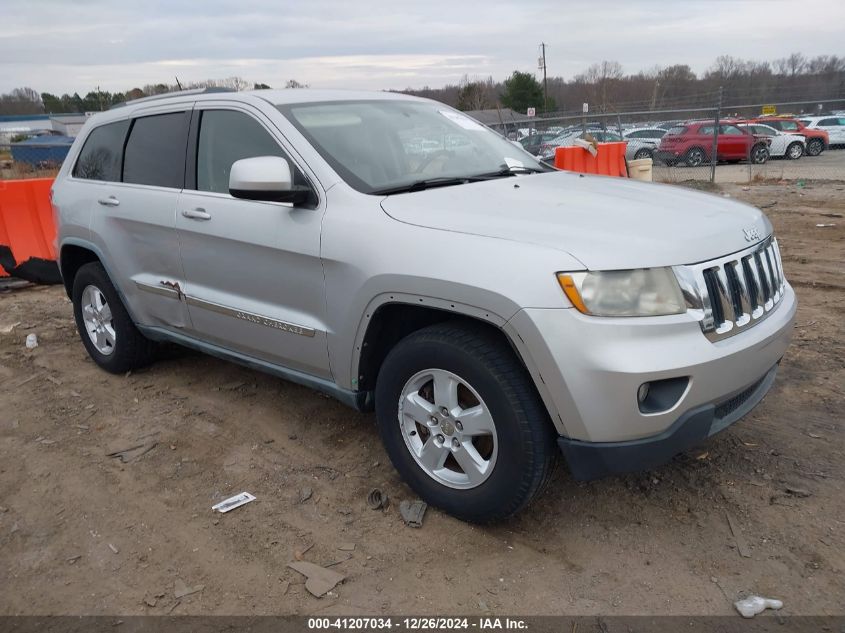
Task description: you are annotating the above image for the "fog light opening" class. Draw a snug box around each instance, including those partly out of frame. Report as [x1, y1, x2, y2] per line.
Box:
[637, 377, 690, 414]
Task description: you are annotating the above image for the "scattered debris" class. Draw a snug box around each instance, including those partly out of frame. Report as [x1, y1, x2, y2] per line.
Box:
[287, 561, 345, 597]
[173, 578, 205, 599]
[143, 596, 157, 607]
[294, 543, 314, 561]
[0, 321, 21, 335]
[820, 212, 843, 218]
[815, 223, 836, 228]
[13, 374, 40, 388]
[107, 440, 158, 464]
[725, 511, 751, 558]
[399, 500, 428, 528]
[211, 492, 256, 513]
[45, 375, 62, 385]
[734, 596, 783, 618]
[25, 333, 38, 349]
[367, 488, 389, 511]
[785, 485, 812, 498]
[66, 555, 82, 564]
[108, 543, 119, 554]
[337, 543, 355, 552]
[299, 487, 313, 503]
[324, 553, 353, 567]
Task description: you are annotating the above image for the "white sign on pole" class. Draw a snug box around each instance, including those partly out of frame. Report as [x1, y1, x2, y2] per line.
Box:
[582, 103, 589, 113]
[527, 107, 536, 117]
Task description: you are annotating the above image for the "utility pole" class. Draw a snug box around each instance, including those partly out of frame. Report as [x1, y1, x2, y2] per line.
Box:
[710, 85, 723, 184]
[538, 43, 548, 114]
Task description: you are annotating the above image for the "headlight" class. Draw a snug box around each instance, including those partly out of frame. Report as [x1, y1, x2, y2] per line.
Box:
[557, 268, 686, 317]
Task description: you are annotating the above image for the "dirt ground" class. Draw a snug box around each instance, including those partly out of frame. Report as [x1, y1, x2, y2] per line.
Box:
[1, 181, 843, 617]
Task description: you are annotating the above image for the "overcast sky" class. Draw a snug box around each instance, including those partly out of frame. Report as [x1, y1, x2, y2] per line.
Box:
[1, 0, 843, 95]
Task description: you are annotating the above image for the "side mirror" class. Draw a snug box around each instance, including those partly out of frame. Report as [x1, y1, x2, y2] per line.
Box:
[229, 156, 311, 205]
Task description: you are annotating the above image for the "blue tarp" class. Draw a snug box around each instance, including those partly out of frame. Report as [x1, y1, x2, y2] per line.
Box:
[11, 135, 74, 166]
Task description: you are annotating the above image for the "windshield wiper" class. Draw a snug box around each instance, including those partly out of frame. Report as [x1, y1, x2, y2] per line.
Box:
[371, 176, 484, 196]
[472, 165, 547, 179]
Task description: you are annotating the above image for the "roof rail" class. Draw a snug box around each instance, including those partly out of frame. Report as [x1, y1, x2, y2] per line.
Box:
[110, 87, 236, 109]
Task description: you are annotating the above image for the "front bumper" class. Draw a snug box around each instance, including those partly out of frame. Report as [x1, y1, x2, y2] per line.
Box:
[505, 283, 796, 446]
[558, 361, 778, 480]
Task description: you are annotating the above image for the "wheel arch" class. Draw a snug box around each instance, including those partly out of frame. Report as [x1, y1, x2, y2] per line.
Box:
[59, 242, 101, 298]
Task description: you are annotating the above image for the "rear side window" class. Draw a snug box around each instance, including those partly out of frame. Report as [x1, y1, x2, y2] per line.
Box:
[123, 111, 190, 189]
[818, 118, 839, 126]
[196, 109, 306, 195]
[721, 125, 744, 136]
[666, 126, 687, 135]
[72, 120, 129, 181]
[699, 125, 715, 136]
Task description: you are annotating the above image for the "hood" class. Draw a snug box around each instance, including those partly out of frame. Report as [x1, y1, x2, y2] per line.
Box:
[380, 172, 771, 270]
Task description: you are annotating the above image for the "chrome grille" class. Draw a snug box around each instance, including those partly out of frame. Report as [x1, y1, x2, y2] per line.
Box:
[674, 237, 786, 342]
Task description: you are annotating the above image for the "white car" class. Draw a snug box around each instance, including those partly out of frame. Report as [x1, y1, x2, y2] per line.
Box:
[622, 127, 667, 160]
[797, 115, 845, 147]
[739, 123, 805, 159]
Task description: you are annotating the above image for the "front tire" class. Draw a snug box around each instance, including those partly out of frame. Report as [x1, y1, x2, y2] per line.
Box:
[786, 142, 804, 160]
[375, 322, 556, 523]
[633, 148, 652, 160]
[72, 262, 155, 374]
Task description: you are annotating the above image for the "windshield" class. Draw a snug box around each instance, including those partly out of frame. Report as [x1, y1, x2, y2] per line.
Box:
[277, 100, 545, 194]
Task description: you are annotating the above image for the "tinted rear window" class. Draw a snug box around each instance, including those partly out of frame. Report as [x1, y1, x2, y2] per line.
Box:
[123, 111, 190, 189]
[72, 120, 129, 182]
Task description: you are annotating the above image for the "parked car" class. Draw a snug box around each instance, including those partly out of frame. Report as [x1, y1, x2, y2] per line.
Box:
[53, 88, 796, 522]
[749, 117, 828, 156]
[519, 131, 560, 155]
[539, 130, 624, 161]
[796, 115, 845, 148]
[738, 123, 805, 159]
[655, 122, 770, 167]
[622, 127, 667, 160]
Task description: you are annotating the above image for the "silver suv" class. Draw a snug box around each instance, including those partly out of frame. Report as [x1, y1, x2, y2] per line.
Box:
[53, 88, 796, 522]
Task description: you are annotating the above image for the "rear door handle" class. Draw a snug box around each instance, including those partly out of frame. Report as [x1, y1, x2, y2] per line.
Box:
[181, 208, 211, 220]
[97, 196, 120, 207]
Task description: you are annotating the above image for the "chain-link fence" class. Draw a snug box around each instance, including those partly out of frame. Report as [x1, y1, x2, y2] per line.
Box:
[491, 98, 845, 183]
[1, 141, 66, 180]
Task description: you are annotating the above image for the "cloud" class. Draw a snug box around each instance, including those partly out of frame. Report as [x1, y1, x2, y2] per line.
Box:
[0, 0, 843, 94]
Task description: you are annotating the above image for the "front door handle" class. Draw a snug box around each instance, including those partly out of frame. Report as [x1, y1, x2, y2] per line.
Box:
[97, 196, 120, 207]
[181, 208, 211, 220]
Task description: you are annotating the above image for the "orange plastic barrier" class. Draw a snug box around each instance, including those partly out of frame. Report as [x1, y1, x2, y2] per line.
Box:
[554, 141, 629, 177]
[0, 178, 61, 284]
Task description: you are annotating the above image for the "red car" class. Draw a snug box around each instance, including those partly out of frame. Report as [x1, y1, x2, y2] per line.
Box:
[655, 121, 770, 167]
[748, 117, 828, 156]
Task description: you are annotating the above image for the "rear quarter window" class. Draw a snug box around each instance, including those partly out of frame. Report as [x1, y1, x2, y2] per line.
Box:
[123, 111, 191, 189]
[72, 120, 129, 182]
[666, 126, 687, 135]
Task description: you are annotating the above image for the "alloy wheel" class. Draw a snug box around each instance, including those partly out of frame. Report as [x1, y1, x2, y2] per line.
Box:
[397, 368, 498, 489]
[81, 284, 116, 355]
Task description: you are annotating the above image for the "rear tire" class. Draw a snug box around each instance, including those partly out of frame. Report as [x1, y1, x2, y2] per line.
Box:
[684, 147, 706, 167]
[750, 144, 770, 165]
[806, 138, 824, 156]
[374, 322, 557, 523]
[71, 262, 155, 374]
[633, 148, 652, 160]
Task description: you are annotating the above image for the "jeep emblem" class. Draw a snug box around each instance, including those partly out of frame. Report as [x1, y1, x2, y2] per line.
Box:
[743, 227, 760, 242]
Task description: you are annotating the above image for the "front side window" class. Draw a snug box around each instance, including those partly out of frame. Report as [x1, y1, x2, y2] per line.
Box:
[278, 100, 545, 194]
[123, 111, 190, 188]
[72, 120, 129, 182]
[196, 109, 302, 194]
[779, 121, 798, 130]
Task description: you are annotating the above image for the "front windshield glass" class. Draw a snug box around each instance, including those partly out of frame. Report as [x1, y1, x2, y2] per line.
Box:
[277, 100, 545, 194]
